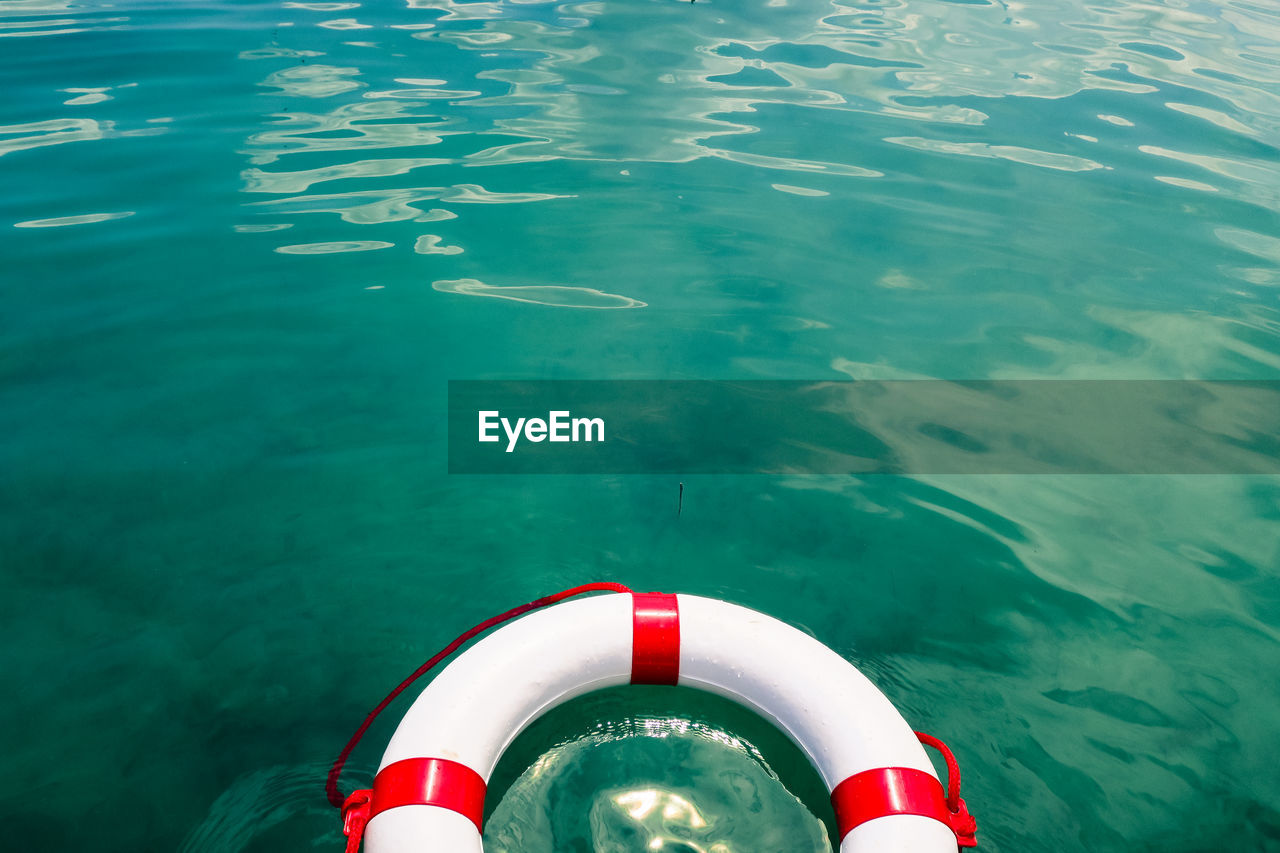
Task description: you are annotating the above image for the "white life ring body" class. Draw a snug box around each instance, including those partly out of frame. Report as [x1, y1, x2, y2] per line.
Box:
[351, 592, 972, 852]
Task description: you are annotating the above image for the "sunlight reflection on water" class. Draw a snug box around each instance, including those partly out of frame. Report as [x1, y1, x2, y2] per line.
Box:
[486, 716, 828, 853]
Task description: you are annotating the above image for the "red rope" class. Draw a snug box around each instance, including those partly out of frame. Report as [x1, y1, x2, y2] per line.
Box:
[914, 730, 962, 813]
[326, 581, 632, 808]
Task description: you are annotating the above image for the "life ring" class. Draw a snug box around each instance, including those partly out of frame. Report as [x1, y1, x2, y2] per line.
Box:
[339, 592, 976, 851]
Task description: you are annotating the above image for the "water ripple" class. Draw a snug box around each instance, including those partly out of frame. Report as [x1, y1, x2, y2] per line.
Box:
[180, 762, 337, 853]
[6, 2, 1280, 852]
[884, 136, 1106, 172]
[486, 717, 827, 853]
[0, 0, 128, 40]
[413, 233, 462, 254]
[259, 64, 366, 98]
[1139, 143, 1280, 207]
[432, 277, 646, 308]
[14, 210, 132, 227]
[274, 239, 394, 254]
[0, 117, 108, 156]
[242, 158, 454, 193]
[227, 0, 1280, 322]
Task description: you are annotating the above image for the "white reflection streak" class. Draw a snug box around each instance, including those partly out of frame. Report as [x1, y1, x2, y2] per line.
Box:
[709, 148, 881, 178]
[1164, 101, 1258, 136]
[241, 159, 453, 194]
[259, 64, 365, 98]
[246, 185, 557, 218]
[772, 183, 830, 196]
[404, 0, 506, 22]
[318, 18, 372, 30]
[1215, 227, 1280, 265]
[432, 278, 645, 309]
[249, 191, 447, 224]
[613, 790, 709, 829]
[0, 14, 129, 38]
[274, 240, 394, 254]
[1139, 144, 1279, 184]
[1138, 144, 1280, 206]
[1153, 175, 1218, 192]
[0, 118, 107, 156]
[245, 105, 462, 166]
[413, 234, 462, 254]
[282, 2, 361, 10]
[14, 211, 134, 227]
[885, 136, 1105, 171]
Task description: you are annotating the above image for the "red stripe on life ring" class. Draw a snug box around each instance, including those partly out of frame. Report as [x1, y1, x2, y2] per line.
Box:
[369, 757, 486, 831]
[831, 766, 952, 841]
[631, 592, 680, 685]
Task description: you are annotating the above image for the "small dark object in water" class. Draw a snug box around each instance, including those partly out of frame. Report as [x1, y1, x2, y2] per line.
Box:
[678, 482, 684, 516]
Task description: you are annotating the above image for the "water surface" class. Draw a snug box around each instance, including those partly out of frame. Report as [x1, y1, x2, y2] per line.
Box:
[2, 0, 1279, 850]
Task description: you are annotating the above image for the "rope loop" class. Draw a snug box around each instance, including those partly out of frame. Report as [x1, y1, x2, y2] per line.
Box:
[326, 582, 632, 808]
[915, 730, 978, 848]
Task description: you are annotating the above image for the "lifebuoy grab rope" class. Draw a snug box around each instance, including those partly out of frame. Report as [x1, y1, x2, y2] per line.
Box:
[330, 585, 977, 852]
[325, 581, 632, 809]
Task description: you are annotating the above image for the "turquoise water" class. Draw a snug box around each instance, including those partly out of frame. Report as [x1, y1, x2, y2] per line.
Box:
[3, 0, 1280, 850]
